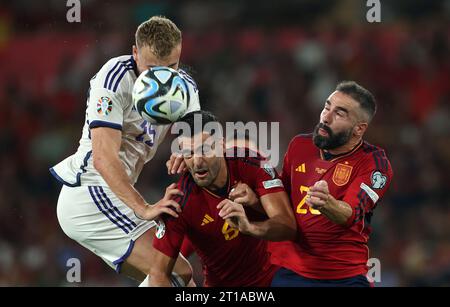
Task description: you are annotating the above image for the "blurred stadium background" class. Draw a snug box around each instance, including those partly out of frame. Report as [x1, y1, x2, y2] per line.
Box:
[0, 0, 449, 286]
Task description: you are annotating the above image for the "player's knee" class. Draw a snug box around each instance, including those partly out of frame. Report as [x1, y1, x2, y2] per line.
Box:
[125, 251, 152, 275]
[120, 261, 147, 281]
[173, 255, 193, 284]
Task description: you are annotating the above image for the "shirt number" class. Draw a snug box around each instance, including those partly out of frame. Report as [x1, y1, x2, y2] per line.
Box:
[296, 185, 321, 215]
[135, 121, 155, 147]
[222, 221, 239, 241]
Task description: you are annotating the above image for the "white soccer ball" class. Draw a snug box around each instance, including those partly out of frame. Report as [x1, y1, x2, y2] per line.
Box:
[132, 67, 190, 124]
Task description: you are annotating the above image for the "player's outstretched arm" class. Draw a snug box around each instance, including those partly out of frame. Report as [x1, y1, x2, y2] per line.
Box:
[218, 191, 297, 241]
[149, 249, 177, 287]
[91, 127, 181, 220]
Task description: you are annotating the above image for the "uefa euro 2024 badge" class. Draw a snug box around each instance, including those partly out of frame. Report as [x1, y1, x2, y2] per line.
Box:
[97, 97, 113, 115]
[263, 163, 275, 179]
[156, 220, 166, 239]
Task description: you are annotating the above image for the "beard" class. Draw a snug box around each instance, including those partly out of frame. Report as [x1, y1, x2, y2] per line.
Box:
[190, 161, 221, 188]
[313, 123, 353, 150]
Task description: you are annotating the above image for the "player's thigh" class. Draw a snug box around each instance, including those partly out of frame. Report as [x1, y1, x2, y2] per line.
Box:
[57, 185, 155, 277]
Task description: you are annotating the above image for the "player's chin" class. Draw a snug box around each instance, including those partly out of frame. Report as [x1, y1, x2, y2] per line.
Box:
[313, 135, 330, 149]
[193, 176, 211, 187]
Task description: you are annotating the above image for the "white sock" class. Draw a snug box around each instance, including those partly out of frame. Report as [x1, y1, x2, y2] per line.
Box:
[138, 275, 150, 287]
[138, 273, 186, 287]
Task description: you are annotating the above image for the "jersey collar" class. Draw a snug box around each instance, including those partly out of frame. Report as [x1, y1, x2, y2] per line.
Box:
[319, 140, 363, 162]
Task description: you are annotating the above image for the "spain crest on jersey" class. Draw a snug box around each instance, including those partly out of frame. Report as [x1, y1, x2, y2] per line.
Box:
[332, 163, 353, 186]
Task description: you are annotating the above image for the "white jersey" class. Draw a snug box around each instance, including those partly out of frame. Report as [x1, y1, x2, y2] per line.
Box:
[50, 55, 200, 187]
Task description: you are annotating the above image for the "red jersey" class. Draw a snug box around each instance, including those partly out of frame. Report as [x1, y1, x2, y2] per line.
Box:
[269, 134, 393, 279]
[153, 148, 284, 287]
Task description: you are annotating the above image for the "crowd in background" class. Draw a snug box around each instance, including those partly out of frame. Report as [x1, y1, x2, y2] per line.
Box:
[0, 0, 449, 286]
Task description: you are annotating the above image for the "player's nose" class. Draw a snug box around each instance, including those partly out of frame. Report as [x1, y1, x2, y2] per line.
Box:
[321, 111, 332, 125]
[193, 155, 205, 168]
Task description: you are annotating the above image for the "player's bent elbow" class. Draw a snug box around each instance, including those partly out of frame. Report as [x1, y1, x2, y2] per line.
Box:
[92, 152, 115, 173]
[271, 216, 297, 241]
[92, 154, 106, 172]
[285, 223, 297, 241]
[285, 214, 298, 238]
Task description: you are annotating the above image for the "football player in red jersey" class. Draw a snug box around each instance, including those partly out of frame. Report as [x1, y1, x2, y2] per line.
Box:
[231, 81, 393, 287]
[149, 110, 296, 286]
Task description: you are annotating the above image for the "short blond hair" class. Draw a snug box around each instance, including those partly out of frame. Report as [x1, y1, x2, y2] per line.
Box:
[135, 16, 182, 59]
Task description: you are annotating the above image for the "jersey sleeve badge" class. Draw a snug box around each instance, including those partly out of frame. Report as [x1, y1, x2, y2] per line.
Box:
[371, 171, 387, 189]
[155, 220, 166, 239]
[97, 96, 113, 115]
[262, 178, 284, 189]
[263, 163, 276, 179]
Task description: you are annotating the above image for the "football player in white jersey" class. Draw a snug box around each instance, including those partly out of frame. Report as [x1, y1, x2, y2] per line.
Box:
[50, 16, 199, 286]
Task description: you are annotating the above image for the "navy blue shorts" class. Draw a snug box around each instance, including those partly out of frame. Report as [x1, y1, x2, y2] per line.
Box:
[271, 267, 371, 287]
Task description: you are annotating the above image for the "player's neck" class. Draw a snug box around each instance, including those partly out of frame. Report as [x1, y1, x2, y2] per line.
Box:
[325, 137, 362, 155]
[207, 159, 228, 192]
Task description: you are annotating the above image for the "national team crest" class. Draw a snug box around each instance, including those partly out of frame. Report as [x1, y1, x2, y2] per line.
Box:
[97, 97, 113, 115]
[332, 163, 353, 186]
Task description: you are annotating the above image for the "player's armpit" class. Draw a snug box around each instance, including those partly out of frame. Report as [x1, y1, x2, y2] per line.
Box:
[149, 248, 177, 287]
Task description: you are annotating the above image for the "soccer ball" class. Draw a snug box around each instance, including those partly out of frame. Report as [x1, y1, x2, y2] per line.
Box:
[132, 67, 190, 124]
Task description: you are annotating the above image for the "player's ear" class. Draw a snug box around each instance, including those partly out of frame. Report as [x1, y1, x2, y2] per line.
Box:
[132, 45, 138, 62]
[354, 122, 368, 137]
